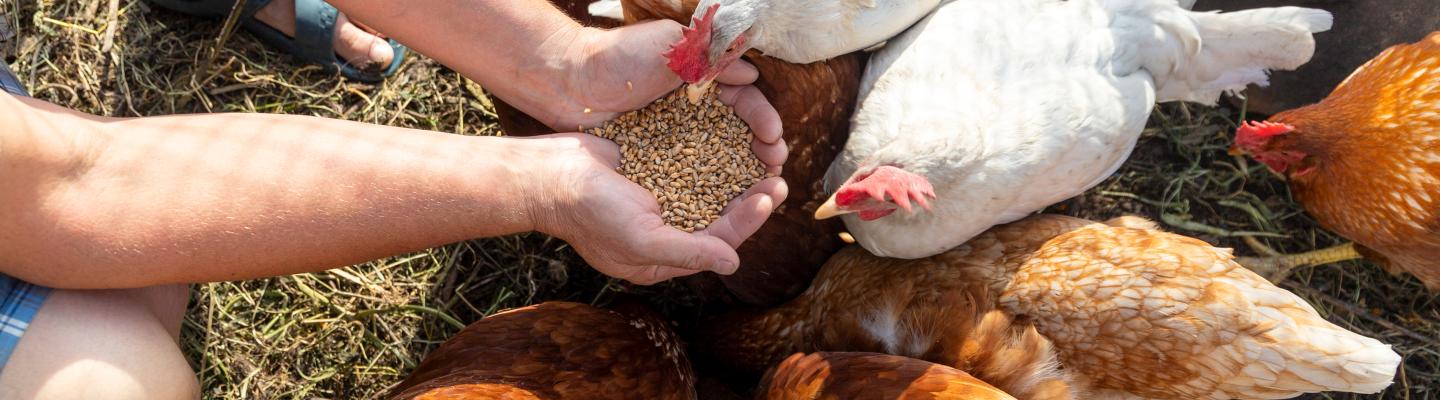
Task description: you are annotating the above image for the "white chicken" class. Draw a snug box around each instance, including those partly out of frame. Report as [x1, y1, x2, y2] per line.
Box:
[591, 0, 942, 101]
[817, 0, 1333, 259]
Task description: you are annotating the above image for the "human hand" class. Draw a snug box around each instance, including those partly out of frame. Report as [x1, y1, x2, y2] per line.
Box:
[521, 88, 788, 285]
[546, 20, 777, 135]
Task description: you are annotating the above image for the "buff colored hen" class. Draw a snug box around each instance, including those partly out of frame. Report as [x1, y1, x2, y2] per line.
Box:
[697, 215, 1400, 399]
[757, 352, 1019, 400]
[388, 301, 695, 400]
[1004, 220, 1401, 399]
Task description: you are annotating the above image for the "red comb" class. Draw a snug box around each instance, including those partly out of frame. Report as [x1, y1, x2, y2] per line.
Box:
[662, 3, 720, 82]
[1234, 121, 1294, 150]
[836, 166, 936, 219]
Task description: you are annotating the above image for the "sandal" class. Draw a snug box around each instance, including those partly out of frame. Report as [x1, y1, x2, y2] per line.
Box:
[0, 62, 26, 97]
[147, 0, 407, 83]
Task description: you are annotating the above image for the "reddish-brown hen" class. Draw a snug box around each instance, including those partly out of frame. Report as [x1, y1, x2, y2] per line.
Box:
[497, 0, 862, 306]
[757, 352, 1021, 400]
[1232, 32, 1440, 288]
[388, 301, 696, 400]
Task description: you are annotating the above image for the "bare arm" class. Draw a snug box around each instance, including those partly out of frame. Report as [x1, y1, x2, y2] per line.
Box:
[326, 0, 780, 138]
[0, 92, 780, 289]
[0, 94, 547, 288]
[0, 1, 789, 289]
[328, 0, 588, 128]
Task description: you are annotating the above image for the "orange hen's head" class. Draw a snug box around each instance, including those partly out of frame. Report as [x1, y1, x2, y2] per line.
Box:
[1233, 121, 1315, 176]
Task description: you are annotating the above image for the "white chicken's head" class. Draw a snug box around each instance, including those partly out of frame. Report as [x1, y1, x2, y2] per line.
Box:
[664, 1, 757, 102]
[815, 166, 936, 221]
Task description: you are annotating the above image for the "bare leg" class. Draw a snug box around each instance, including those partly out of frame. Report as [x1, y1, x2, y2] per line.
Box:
[0, 285, 198, 400]
[1236, 237, 1363, 282]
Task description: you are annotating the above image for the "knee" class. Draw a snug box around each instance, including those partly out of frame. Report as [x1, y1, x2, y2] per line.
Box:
[41, 354, 199, 400]
[0, 288, 200, 400]
[141, 356, 201, 400]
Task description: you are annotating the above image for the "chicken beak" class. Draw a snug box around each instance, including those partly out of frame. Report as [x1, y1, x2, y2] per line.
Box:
[686, 79, 714, 104]
[1227, 146, 1245, 156]
[814, 194, 848, 220]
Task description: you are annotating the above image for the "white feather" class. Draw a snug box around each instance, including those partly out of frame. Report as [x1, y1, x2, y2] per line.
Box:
[828, 0, 1330, 259]
[1213, 274, 1400, 396]
[695, 0, 943, 64]
[587, 0, 625, 20]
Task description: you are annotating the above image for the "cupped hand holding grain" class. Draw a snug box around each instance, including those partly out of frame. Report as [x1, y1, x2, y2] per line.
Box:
[523, 134, 786, 286]
[521, 85, 787, 286]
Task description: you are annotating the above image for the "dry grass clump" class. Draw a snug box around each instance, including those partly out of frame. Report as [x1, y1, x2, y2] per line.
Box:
[588, 87, 767, 232]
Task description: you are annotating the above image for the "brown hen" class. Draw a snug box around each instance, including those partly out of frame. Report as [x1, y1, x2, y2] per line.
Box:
[698, 215, 1400, 399]
[757, 352, 1021, 400]
[496, 0, 862, 306]
[694, 217, 1085, 399]
[388, 301, 696, 400]
[1232, 32, 1440, 289]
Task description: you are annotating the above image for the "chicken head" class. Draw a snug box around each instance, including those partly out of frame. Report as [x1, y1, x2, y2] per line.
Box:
[814, 165, 935, 221]
[1232, 121, 1314, 176]
[664, 2, 753, 102]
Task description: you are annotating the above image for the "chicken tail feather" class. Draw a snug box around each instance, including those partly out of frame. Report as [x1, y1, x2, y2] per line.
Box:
[1219, 325, 1401, 397]
[1215, 275, 1402, 397]
[1127, 2, 1333, 104]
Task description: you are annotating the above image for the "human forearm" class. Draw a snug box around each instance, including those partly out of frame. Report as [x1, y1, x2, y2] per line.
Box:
[327, 0, 589, 128]
[0, 97, 543, 288]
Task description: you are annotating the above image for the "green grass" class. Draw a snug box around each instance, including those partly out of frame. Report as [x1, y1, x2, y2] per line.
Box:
[4, 1, 1437, 399]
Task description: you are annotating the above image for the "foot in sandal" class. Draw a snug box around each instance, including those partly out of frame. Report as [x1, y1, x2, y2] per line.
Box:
[147, 0, 406, 82]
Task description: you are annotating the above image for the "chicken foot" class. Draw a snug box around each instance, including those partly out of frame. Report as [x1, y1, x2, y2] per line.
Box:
[1236, 237, 1363, 282]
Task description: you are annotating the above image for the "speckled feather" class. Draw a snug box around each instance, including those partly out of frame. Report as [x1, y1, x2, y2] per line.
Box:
[757, 352, 1018, 400]
[388, 302, 697, 400]
[1000, 222, 1401, 399]
[1267, 32, 1440, 289]
[698, 214, 1397, 399]
[694, 215, 1091, 399]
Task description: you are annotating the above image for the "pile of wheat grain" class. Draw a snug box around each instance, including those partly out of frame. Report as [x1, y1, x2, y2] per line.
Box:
[589, 88, 768, 232]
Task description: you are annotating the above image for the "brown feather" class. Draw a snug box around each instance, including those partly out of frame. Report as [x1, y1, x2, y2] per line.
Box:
[693, 215, 1090, 397]
[757, 352, 1018, 400]
[1001, 221, 1400, 398]
[413, 383, 543, 400]
[389, 302, 696, 400]
[949, 312, 1075, 400]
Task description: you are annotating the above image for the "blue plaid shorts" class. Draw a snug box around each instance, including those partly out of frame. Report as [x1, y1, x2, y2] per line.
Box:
[1, 62, 51, 371]
[0, 275, 50, 372]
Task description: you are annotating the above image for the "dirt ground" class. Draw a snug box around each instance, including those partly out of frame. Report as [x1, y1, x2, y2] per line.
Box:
[3, 1, 1436, 399]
